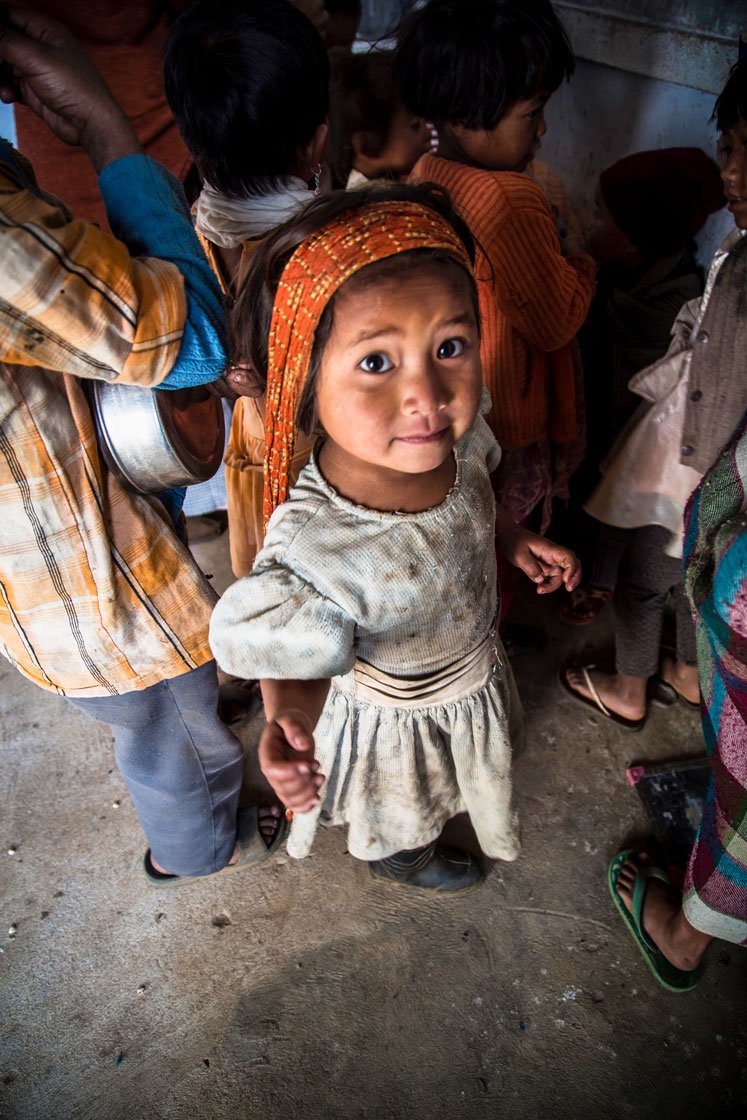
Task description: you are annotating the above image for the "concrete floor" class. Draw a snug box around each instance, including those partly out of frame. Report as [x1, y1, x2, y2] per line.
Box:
[2, 529, 746, 1120]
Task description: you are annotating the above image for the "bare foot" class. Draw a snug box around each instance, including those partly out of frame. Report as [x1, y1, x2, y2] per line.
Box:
[617, 853, 711, 972]
[661, 655, 700, 705]
[564, 667, 647, 721]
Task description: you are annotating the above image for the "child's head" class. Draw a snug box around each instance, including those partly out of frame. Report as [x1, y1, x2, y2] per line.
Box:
[232, 183, 482, 519]
[714, 57, 747, 230]
[329, 52, 431, 186]
[163, 0, 329, 198]
[394, 0, 574, 172]
[588, 148, 724, 266]
[324, 0, 363, 50]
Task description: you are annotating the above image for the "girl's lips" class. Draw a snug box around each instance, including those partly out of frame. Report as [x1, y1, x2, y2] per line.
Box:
[396, 428, 449, 444]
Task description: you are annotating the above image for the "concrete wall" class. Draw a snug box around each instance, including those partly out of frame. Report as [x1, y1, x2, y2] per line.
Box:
[540, 57, 734, 270]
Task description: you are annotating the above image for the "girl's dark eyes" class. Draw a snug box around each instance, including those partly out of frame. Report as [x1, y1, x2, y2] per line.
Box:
[358, 352, 393, 374]
[437, 337, 466, 359]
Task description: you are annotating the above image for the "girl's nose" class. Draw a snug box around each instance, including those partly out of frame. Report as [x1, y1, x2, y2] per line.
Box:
[536, 111, 548, 140]
[403, 362, 449, 414]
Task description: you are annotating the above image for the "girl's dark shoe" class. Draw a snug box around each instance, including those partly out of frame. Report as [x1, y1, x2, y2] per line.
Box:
[368, 842, 483, 894]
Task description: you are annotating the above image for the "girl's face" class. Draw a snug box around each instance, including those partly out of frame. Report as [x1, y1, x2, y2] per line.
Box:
[315, 261, 482, 483]
[445, 92, 549, 172]
[718, 116, 747, 229]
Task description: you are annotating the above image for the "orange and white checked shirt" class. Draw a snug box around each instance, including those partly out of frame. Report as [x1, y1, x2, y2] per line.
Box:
[0, 150, 221, 697]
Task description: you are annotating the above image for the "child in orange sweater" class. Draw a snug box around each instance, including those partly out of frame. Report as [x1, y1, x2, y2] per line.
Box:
[396, 0, 596, 532]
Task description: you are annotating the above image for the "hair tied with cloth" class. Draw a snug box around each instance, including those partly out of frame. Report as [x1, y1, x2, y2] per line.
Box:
[262, 199, 474, 526]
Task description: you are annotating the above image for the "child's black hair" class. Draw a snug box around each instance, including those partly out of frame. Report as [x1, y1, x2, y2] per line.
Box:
[713, 57, 747, 132]
[394, 0, 574, 130]
[232, 182, 479, 435]
[163, 0, 329, 198]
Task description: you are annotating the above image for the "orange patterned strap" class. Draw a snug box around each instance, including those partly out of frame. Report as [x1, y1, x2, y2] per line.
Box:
[262, 199, 473, 526]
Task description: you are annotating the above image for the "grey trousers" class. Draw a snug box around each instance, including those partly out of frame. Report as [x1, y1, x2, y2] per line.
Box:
[68, 659, 244, 876]
[614, 524, 697, 679]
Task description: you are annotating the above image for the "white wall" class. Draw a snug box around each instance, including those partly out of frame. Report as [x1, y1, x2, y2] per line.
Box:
[540, 57, 733, 269]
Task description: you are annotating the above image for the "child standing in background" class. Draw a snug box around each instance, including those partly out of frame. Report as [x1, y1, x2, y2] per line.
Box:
[327, 52, 431, 188]
[164, 0, 329, 577]
[395, 0, 596, 537]
[210, 185, 580, 893]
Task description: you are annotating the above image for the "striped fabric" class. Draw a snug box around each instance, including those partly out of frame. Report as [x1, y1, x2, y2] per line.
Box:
[0, 158, 216, 697]
[682, 409, 747, 944]
[0, 153, 186, 386]
[410, 155, 596, 451]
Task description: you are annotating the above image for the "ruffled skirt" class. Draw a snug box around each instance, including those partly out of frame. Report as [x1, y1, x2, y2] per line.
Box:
[287, 637, 523, 862]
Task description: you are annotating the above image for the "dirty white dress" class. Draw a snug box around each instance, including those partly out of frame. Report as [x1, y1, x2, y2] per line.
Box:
[210, 409, 523, 862]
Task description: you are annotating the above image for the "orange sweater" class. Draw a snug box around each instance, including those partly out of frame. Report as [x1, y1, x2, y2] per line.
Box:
[410, 154, 596, 450]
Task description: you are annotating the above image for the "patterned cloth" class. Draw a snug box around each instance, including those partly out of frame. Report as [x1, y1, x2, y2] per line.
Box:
[211, 408, 523, 862]
[682, 410, 747, 944]
[0, 148, 227, 697]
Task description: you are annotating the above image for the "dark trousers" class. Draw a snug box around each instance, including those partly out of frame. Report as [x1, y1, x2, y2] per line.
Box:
[614, 525, 696, 678]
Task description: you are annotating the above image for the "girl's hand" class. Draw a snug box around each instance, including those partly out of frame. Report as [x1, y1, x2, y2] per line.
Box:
[500, 526, 581, 595]
[259, 709, 325, 813]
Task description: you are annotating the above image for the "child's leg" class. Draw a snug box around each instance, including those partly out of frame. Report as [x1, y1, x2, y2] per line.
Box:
[368, 840, 483, 893]
[67, 660, 244, 877]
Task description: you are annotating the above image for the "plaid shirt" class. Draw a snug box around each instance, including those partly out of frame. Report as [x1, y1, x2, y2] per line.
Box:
[0, 149, 225, 697]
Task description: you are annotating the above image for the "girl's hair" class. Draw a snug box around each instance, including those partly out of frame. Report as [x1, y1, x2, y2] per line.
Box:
[163, 0, 329, 198]
[714, 57, 747, 132]
[232, 182, 479, 435]
[394, 0, 574, 130]
[328, 52, 405, 187]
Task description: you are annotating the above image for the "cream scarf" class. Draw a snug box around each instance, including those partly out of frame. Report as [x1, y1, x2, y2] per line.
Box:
[194, 176, 313, 248]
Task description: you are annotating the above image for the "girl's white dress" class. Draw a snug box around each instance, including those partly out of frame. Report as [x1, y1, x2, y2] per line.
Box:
[210, 409, 523, 862]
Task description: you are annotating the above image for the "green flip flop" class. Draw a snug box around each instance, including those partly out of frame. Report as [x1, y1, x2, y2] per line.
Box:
[607, 849, 702, 993]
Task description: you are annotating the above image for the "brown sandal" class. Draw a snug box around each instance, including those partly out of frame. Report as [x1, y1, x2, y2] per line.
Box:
[557, 586, 611, 626]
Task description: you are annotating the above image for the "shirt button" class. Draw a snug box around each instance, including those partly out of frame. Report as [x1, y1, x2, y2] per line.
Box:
[682, 444, 694, 457]
[690, 389, 703, 402]
[696, 330, 709, 343]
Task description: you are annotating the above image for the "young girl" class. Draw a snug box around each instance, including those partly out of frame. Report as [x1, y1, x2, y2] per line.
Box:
[210, 184, 580, 893]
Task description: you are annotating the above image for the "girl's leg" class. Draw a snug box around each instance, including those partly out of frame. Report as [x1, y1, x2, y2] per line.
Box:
[68, 660, 244, 877]
[660, 583, 700, 703]
[564, 526, 678, 719]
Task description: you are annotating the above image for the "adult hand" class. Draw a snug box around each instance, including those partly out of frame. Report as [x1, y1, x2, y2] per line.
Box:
[0, 6, 140, 171]
[259, 710, 325, 814]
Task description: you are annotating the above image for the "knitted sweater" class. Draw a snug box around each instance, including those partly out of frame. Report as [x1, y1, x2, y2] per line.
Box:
[410, 154, 596, 450]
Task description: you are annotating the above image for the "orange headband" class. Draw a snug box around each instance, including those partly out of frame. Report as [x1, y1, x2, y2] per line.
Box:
[262, 199, 473, 526]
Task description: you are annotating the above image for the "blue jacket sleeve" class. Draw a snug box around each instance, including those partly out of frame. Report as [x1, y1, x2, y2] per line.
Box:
[98, 154, 226, 389]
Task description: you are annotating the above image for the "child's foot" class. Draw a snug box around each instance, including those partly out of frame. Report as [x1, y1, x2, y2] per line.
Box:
[616, 852, 710, 972]
[368, 843, 483, 894]
[660, 655, 700, 706]
[563, 666, 647, 723]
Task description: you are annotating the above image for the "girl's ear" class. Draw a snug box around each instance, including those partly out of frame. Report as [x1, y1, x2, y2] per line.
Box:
[351, 130, 374, 160]
[299, 121, 329, 178]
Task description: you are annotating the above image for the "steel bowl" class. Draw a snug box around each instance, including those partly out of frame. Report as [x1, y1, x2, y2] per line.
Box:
[88, 381, 225, 494]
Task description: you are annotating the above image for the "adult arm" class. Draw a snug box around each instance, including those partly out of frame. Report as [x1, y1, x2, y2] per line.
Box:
[0, 7, 226, 387]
